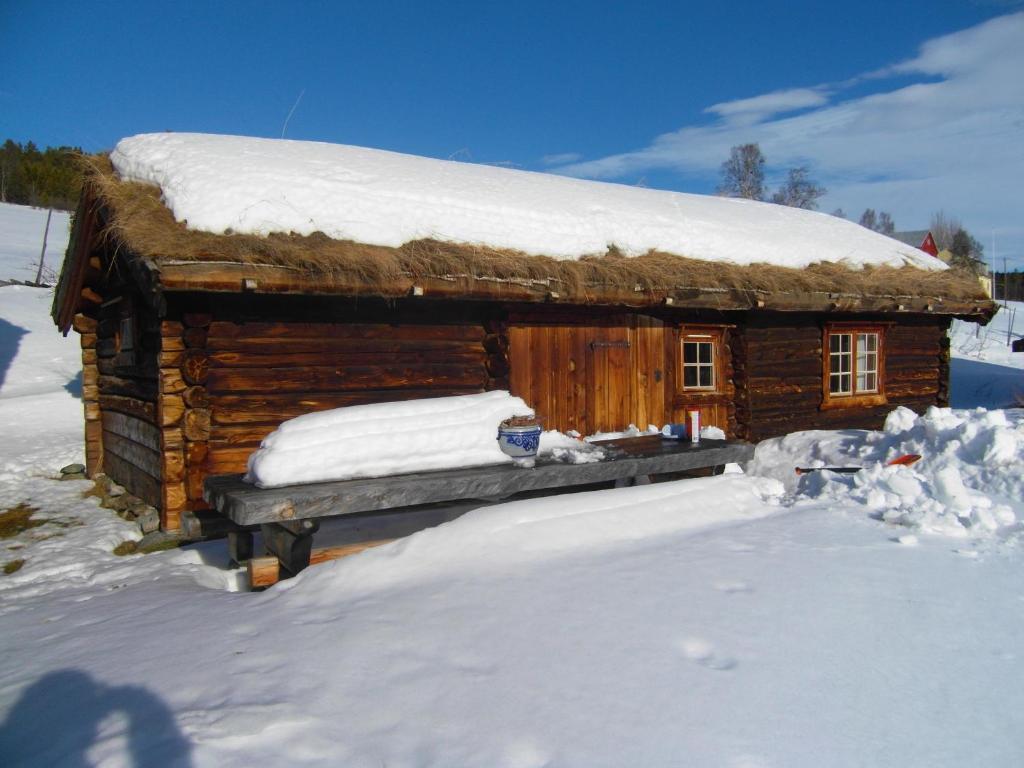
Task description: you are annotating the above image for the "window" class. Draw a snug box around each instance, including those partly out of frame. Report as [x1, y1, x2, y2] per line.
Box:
[824, 325, 885, 407]
[680, 330, 722, 392]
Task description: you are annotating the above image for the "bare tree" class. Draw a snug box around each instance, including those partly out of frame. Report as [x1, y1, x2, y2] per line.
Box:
[858, 208, 896, 234]
[831, 208, 846, 219]
[770, 167, 826, 210]
[929, 210, 961, 251]
[718, 144, 765, 200]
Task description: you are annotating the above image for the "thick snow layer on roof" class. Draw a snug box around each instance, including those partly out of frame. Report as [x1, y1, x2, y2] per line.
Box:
[110, 132, 944, 271]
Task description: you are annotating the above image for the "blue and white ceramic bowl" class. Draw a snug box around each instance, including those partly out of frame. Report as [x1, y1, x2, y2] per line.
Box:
[497, 424, 542, 467]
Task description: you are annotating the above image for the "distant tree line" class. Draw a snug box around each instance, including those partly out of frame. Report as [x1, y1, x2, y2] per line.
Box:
[0, 139, 84, 211]
[991, 271, 1024, 302]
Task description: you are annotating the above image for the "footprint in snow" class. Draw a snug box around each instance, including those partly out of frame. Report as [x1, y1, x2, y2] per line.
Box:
[678, 637, 737, 671]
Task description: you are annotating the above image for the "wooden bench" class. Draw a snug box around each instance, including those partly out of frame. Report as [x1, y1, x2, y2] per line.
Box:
[202, 436, 755, 587]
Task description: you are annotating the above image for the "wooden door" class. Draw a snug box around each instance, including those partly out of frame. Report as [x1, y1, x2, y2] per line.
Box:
[508, 315, 670, 434]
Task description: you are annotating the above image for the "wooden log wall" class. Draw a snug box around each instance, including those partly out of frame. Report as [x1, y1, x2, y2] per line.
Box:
[189, 315, 491, 486]
[92, 292, 163, 510]
[735, 314, 952, 442]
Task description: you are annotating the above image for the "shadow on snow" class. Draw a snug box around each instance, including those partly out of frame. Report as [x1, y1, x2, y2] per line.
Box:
[0, 669, 193, 767]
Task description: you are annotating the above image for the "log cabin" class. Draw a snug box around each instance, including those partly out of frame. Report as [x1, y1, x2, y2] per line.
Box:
[52, 133, 996, 533]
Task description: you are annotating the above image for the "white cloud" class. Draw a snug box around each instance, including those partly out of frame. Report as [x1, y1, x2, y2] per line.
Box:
[541, 152, 582, 166]
[704, 88, 830, 126]
[554, 12, 1024, 265]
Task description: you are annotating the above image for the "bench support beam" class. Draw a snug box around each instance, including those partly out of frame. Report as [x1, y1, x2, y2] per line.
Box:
[261, 520, 320, 578]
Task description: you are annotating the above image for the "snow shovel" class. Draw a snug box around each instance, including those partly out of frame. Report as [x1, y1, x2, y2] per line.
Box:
[795, 453, 922, 475]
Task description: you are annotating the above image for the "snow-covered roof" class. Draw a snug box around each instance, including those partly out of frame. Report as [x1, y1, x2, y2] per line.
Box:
[110, 132, 942, 272]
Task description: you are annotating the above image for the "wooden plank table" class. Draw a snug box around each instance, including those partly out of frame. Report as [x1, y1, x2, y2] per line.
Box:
[203, 436, 754, 584]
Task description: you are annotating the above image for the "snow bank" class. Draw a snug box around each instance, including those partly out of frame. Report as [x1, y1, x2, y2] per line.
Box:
[110, 132, 944, 270]
[275, 473, 786, 597]
[750, 406, 1024, 539]
[245, 391, 534, 487]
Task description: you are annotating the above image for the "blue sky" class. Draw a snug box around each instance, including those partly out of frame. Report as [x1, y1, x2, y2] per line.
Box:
[2, 1, 1022, 268]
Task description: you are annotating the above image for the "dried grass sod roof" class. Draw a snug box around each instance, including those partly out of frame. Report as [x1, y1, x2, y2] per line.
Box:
[84, 156, 991, 312]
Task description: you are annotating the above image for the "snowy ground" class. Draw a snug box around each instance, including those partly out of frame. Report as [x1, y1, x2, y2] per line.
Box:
[0, 202, 71, 285]
[1, 203, 1023, 766]
[950, 301, 1023, 408]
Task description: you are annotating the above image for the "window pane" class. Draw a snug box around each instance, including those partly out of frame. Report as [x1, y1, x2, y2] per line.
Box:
[683, 367, 697, 387]
[699, 343, 712, 364]
[699, 366, 713, 387]
[684, 343, 697, 363]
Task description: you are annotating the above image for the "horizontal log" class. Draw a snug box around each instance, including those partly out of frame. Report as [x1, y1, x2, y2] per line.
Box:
[184, 408, 211, 442]
[206, 364, 488, 394]
[249, 540, 393, 588]
[161, 336, 185, 352]
[103, 430, 162, 480]
[101, 411, 161, 452]
[182, 350, 210, 385]
[206, 348, 485, 369]
[160, 395, 185, 427]
[208, 389, 484, 425]
[206, 447, 257, 475]
[186, 441, 209, 465]
[183, 326, 208, 348]
[161, 426, 184, 452]
[160, 320, 184, 339]
[81, 348, 97, 366]
[98, 374, 157, 401]
[72, 313, 97, 333]
[99, 394, 157, 422]
[162, 482, 187, 531]
[205, 336, 486, 355]
[162, 449, 185, 484]
[887, 367, 941, 383]
[183, 385, 210, 409]
[888, 382, 940, 398]
[158, 349, 185, 368]
[103, 451, 161, 509]
[159, 368, 187, 395]
[208, 320, 485, 342]
[80, 333, 97, 349]
[210, 422, 277, 446]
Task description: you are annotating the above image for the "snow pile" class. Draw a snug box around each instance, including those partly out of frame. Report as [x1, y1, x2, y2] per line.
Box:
[111, 132, 944, 270]
[245, 391, 535, 487]
[277, 474, 786, 597]
[750, 406, 1024, 539]
[537, 429, 606, 463]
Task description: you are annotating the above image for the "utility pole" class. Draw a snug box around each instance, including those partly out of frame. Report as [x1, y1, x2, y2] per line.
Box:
[34, 208, 52, 285]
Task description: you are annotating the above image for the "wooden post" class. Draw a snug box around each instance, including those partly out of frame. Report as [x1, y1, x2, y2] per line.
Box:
[181, 312, 212, 513]
[158, 320, 188, 531]
[35, 208, 52, 285]
[74, 313, 103, 476]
